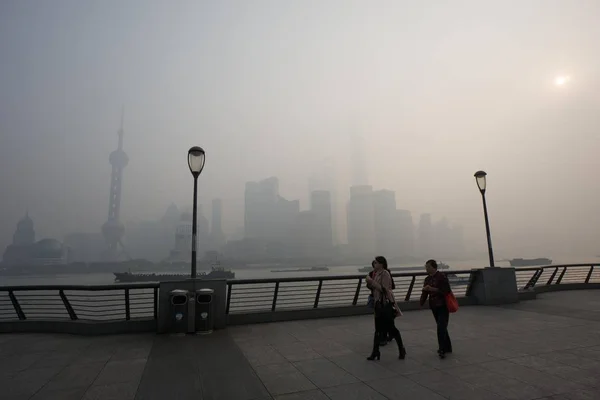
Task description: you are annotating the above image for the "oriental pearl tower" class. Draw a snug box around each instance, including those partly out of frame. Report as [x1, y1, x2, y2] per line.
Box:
[102, 112, 129, 261]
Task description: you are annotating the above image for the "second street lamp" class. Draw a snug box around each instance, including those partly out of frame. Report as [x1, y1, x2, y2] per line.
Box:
[188, 146, 206, 279]
[474, 170, 495, 268]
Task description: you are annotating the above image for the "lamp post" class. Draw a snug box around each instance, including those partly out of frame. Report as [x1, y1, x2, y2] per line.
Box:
[474, 170, 495, 267]
[188, 147, 206, 278]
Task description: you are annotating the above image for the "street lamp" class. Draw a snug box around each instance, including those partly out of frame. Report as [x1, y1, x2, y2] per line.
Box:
[474, 170, 495, 267]
[188, 146, 206, 278]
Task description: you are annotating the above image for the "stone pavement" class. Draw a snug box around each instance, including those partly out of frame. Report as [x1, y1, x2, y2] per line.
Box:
[1, 290, 600, 400]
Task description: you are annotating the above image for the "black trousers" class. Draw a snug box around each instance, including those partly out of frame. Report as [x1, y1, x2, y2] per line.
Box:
[431, 305, 452, 352]
[374, 312, 404, 348]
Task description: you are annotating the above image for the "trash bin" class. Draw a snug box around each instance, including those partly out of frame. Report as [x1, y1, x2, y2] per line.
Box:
[168, 289, 189, 334]
[195, 288, 214, 334]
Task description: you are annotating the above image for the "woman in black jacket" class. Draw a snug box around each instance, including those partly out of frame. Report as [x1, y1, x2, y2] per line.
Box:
[368, 261, 395, 345]
[366, 256, 406, 360]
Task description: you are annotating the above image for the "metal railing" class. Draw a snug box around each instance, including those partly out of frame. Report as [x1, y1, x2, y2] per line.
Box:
[225, 270, 474, 315]
[0, 283, 159, 322]
[514, 264, 600, 291]
[1, 264, 597, 326]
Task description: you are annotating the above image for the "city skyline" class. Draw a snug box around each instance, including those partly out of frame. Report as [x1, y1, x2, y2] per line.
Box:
[0, 168, 475, 265]
[1, 1, 599, 260]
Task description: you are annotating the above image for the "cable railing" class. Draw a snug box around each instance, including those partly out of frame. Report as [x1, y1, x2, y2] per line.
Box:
[514, 264, 600, 290]
[225, 270, 474, 315]
[1, 264, 597, 328]
[0, 283, 159, 322]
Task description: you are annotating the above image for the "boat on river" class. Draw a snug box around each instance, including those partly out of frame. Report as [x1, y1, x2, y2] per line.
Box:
[509, 258, 552, 267]
[114, 268, 235, 282]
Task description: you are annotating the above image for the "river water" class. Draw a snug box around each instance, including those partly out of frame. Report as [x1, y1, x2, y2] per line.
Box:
[1, 256, 596, 286]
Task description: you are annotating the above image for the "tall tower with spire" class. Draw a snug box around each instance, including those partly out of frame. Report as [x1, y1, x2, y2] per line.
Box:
[350, 132, 368, 186]
[102, 111, 129, 261]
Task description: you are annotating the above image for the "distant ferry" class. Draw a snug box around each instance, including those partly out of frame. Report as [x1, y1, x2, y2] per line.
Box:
[446, 273, 470, 285]
[271, 266, 329, 273]
[114, 266, 235, 283]
[509, 258, 552, 267]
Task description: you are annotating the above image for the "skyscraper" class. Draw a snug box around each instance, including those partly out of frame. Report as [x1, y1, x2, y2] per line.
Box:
[395, 209, 415, 258]
[244, 177, 299, 254]
[244, 177, 279, 240]
[417, 213, 433, 258]
[308, 158, 340, 245]
[372, 190, 398, 256]
[209, 198, 226, 251]
[350, 134, 368, 186]
[347, 185, 376, 257]
[101, 112, 129, 261]
[310, 190, 333, 254]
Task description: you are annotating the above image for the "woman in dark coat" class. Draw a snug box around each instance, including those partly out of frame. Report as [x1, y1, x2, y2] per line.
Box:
[365, 256, 406, 360]
[420, 259, 453, 359]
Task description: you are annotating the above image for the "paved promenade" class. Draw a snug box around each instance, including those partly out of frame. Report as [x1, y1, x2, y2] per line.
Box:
[2, 290, 600, 400]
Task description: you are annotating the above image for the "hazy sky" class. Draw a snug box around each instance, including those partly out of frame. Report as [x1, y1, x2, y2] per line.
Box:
[1, 0, 599, 259]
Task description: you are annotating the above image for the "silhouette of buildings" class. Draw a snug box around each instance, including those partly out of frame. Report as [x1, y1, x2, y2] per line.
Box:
[310, 190, 333, 254]
[126, 204, 180, 262]
[209, 198, 226, 251]
[417, 213, 433, 258]
[395, 209, 415, 258]
[291, 210, 319, 258]
[2, 213, 67, 266]
[308, 158, 340, 245]
[432, 218, 466, 260]
[196, 204, 210, 258]
[12, 212, 35, 246]
[63, 232, 104, 263]
[347, 188, 416, 260]
[243, 177, 300, 258]
[101, 112, 129, 261]
[217, 175, 464, 264]
[290, 190, 334, 259]
[347, 185, 376, 257]
[167, 211, 193, 263]
[373, 189, 398, 257]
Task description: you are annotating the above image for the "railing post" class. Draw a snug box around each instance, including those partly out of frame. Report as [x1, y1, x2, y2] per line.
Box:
[153, 287, 158, 320]
[59, 290, 78, 320]
[225, 282, 232, 314]
[547, 267, 559, 285]
[352, 278, 362, 306]
[125, 288, 131, 320]
[314, 280, 323, 308]
[524, 269, 542, 290]
[405, 276, 416, 301]
[585, 266, 594, 284]
[272, 282, 279, 311]
[465, 272, 475, 296]
[8, 290, 26, 320]
[533, 269, 544, 287]
[556, 267, 567, 284]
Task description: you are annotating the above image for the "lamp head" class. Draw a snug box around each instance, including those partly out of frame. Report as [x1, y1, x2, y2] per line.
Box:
[188, 146, 206, 178]
[474, 170, 487, 193]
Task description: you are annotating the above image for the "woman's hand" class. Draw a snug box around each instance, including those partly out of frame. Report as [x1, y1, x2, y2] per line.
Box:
[366, 275, 373, 284]
[423, 285, 438, 293]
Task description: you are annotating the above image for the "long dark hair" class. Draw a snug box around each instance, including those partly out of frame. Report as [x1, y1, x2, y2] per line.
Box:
[375, 256, 388, 269]
[375, 256, 395, 289]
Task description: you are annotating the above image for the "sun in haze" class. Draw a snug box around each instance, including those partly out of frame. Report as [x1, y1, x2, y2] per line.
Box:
[554, 75, 571, 87]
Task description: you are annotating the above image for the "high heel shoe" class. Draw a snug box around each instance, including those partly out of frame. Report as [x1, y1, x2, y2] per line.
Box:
[367, 351, 381, 361]
[399, 347, 406, 360]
